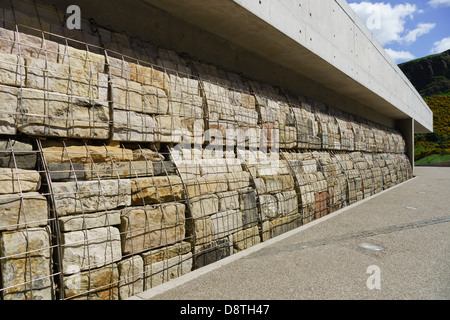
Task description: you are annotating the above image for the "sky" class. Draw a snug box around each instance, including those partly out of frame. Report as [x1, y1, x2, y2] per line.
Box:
[347, 0, 450, 64]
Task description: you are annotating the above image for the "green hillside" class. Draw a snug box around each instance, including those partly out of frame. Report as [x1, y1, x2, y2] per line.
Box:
[399, 50, 450, 98]
[398, 50, 450, 165]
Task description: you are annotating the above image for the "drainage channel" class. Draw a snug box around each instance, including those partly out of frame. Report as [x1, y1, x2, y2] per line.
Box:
[246, 216, 450, 259]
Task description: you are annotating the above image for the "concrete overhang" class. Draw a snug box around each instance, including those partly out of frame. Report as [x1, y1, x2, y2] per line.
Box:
[141, 0, 433, 133]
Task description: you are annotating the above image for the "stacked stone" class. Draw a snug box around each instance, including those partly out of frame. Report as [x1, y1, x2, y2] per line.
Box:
[170, 145, 259, 268]
[0, 139, 53, 300]
[192, 60, 258, 149]
[247, 80, 298, 150]
[244, 150, 298, 241]
[349, 152, 375, 199]
[350, 117, 367, 152]
[0, 30, 109, 140]
[314, 103, 341, 151]
[373, 126, 387, 153]
[288, 95, 322, 149]
[364, 153, 383, 194]
[0, 1, 415, 300]
[391, 154, 412, 184]
[391, 130, 406, 154]
[333, 152, 363, 204]
[41, 140, 190, 300]
[362, 122, 377, 153]
[333, 110, 355, 151]
[282, 151, 320, 224]
[313, 152, 348, 213]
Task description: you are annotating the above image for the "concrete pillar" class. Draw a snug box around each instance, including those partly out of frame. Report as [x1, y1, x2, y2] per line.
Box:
[396, 118, 414, 174]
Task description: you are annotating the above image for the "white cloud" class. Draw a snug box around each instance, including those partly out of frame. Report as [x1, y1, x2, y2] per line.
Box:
[431, 37, 450, 54]
[350, 2, 417, 45]
[384, 48, 415, 63]
[350, 2, 434, 47]
[428, 0, 450, 8]
[403, 23, 436, 43]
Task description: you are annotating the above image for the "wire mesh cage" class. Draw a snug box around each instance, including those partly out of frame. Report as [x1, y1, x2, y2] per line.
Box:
[0, 0, 414, 300]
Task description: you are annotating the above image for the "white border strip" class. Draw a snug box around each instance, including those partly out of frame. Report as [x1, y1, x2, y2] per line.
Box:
[130, 176, 417, 300]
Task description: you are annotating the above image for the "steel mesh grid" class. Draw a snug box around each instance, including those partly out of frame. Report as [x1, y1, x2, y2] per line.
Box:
[0, 0, 414, 300]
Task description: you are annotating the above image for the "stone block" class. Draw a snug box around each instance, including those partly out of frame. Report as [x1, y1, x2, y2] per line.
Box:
[0, 192, 48, 232]
[189, 194, 219, 219]
[188, 217, 212, 245]
[141, 242, 191, 265]
[261, 175, 282, 194]
[154, 115, 186, 143]
[153, 161, 176, 176]
[25, 58, 69, 94]
[42, 143, 134, 165]
[0, 168, 41, 194]
[241, 93, 256, 109]
[0, 53, 25, 86]
[233, 226, 260, 253]
[132, 148, 164, 162]
[199, 159, 229, 176]
[112, 77, 143, 113]
[58, 210, 121, 232]
[261, 221, 271, 242]
[0, 139, 36, 170]
[143, 85, 169, 115]
[174, 160, 201, 180]
[58, 44, 106, 74]
[226, 171, 250, 191]
[183, 177, 202, 198]
[168, 94, 203, 119]
[211, 209, 243, 240]
[269, 215, 302, 238]
[314, 192, 329, 219]
[143, 252, 192, 290]
[260, 194, 278, 221]
[0, 86, 18, 135]
[52, 179, 132, 216]
[112, 109, 156, 142]
[217, 191, 240, 211]
[0, 228, 53, 300]
[61, 226, 121, 275]
[194, 238, 231, 269]
[238, 188, 259, 228]
[253, 177, 267, 195]
[83, 160, 153, 180]
[0, 28, 58, 62]
[47, 163, 85, 182]
[63, 264, 119, 300]
[18, 90, 110, 139]
[131, 176, 184, 205]
[120, 203, 186, 255]
[262, 174, 294, 194]
[118, 256, 144, 300]
[279, 126, 297, 149]
[198, 175, 229, 195]
[280, 190, 298, 216]
[129, 63, 170, 93]
[234, 106, 258, 126]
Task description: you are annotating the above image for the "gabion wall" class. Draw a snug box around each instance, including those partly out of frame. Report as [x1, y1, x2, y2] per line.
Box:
[0, 1, 412, 300]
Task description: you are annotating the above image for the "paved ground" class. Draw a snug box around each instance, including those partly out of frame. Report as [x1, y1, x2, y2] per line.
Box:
[133, 167, 450, 300]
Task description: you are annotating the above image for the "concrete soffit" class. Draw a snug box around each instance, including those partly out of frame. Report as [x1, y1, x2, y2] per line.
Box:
[144, 0, 433, 133]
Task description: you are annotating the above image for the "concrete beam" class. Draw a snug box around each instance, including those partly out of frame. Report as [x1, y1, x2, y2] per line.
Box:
[38, 0, 433, 135]
[142, 0, 432, 132]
